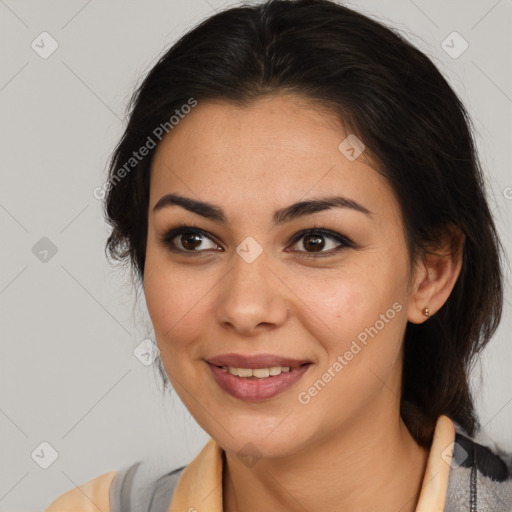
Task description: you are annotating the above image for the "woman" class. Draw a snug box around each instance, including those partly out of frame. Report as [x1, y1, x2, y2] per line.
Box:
[46, 0, 512, 510]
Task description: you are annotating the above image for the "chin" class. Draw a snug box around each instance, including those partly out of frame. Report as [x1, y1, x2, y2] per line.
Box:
[213, 422, 311, 462]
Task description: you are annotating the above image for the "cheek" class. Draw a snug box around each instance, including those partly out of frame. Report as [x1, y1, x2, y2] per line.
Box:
[294, 267, 409, 416]
[288, 255, 408, 346]
[143, 249, 213, 347]
[293, 264, 409, 417]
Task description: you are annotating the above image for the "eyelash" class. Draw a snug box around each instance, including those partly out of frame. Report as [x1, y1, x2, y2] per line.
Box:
[159, 223, 354, 258]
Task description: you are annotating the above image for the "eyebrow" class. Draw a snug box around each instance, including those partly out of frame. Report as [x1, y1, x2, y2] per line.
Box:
[153, 193, 372, 224]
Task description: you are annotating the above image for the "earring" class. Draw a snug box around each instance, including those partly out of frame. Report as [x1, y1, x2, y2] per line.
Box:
[423, 307, 430, 318]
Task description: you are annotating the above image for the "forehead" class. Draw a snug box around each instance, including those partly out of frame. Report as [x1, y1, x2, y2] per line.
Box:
[149, 94, 398, 222]
[152, 94, 346, 172]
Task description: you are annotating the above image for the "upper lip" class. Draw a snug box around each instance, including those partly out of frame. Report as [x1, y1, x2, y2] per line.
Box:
[206, 353, 311, 369]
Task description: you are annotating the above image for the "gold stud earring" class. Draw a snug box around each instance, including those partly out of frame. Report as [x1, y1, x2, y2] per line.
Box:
[423, 307, 430, 318]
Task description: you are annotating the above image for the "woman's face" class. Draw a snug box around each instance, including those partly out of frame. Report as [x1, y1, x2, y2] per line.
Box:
[144, 94, 418, 458]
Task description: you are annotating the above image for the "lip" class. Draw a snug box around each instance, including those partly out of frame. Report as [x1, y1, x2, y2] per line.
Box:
[206, 353, 310, 369]
[206, 356, 312, 402]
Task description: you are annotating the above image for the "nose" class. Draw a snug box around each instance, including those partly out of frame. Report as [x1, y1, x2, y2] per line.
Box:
[214, 251, 290, 337]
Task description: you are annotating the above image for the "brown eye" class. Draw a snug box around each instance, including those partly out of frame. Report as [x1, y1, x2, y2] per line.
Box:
[287, 228, 353, 256]
[302, 235, 325, 252]
[180, 232, 204, 250]
[161, 227, 220, 253]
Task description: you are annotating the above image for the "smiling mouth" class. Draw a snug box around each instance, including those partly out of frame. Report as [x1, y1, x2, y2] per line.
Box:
[211, 363, 310, 379]
[206, 359, 312, 402]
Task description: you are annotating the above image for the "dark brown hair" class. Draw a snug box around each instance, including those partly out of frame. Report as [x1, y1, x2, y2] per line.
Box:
[104, 0, 503, 446]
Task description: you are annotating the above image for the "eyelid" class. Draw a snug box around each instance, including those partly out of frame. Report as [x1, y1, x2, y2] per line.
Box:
[286, 228, 354, 255]
[159, 224, 223, 254]
[160, 224, 354, 255]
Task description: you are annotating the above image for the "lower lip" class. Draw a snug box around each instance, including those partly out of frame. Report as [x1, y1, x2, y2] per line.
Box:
[207, 362, 311, 401]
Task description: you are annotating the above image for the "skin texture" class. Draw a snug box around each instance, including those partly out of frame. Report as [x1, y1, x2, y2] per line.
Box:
[144, 94, 463, 512]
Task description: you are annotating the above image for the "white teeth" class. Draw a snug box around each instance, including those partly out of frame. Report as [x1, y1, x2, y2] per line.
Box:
[237, 368, 253, 378]
[252, 368, 270, 378]
[221, 366, 292, 378]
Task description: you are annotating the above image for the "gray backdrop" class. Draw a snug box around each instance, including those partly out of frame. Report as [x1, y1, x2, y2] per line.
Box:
[1, 0, 511, 510]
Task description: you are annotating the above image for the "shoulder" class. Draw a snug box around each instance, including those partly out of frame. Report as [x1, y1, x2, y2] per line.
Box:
[445, 423, 512, 511]
[45, 470, 116, 511]
[46, 458, 188, 512]
[109, 457, 186, 512]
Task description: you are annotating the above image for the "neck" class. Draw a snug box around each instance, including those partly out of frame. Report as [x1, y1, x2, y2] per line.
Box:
[222, 404, 430, 512]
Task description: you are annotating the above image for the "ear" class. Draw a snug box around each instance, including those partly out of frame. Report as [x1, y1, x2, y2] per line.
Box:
[407, 227, 464, 324]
